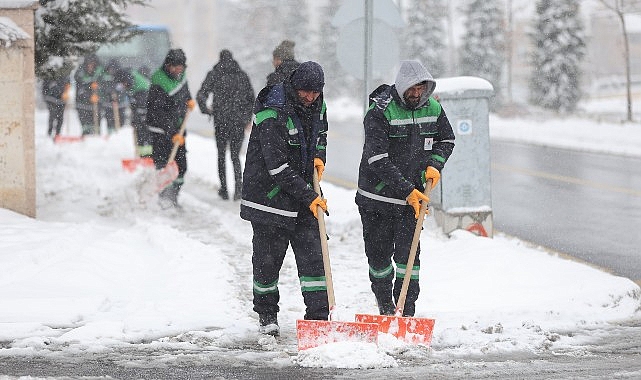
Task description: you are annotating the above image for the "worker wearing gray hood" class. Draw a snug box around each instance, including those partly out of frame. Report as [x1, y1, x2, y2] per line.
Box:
[394, 60, 437, 109]
[355, 60, 455, 317]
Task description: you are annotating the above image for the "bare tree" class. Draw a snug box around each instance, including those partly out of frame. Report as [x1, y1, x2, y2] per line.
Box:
[597, 0, 641, 121]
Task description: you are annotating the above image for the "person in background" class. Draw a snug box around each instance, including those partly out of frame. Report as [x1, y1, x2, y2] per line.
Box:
[146, 49, 195, 209]
[74, 54, 104, 135]
[240, 61, 329, 336]
[100, 59, 127, 134]
[355, 60, 455, 317]
[196, 49, 255, 200]
[266, 40, 299, 87]
[117, 67, 152, 158]
[42, 73, 71, 139]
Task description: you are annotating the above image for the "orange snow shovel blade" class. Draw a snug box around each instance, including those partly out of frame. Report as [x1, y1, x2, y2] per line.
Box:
[355, 182, 436, 345]
[122, 157, 154, 172]
[354, 313, 435, 345]
[156, 160, 178, 191]
[296, 319, 379, 351]
[296, 170, 379, 351]
[54, 135, 83, 144]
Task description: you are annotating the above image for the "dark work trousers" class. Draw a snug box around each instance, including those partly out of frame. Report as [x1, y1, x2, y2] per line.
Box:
[152, 132, 187, 196]
[215, 122, 245, 197]
[251, 219, 329, 320]
[359, 206, 421, 317]
[103, 103, 126, 133]
[46, 102, 65, 136]
[77, 104, 97, 135]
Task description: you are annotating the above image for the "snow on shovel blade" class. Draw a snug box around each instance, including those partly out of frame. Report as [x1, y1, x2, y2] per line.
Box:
[296, 319, 379, 351]
[122, 157, 154, 172]
[354, 313, 435, 346]
[156, 161, 179, 191]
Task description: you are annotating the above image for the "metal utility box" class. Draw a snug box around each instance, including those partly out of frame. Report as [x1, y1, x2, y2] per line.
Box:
[431, 77, 494, 237]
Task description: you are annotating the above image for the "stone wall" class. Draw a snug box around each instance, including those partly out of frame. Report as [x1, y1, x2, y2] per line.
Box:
[0, 2, 38, 218]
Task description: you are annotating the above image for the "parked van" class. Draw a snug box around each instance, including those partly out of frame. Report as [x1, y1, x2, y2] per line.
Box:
[96, 24, 171, 72]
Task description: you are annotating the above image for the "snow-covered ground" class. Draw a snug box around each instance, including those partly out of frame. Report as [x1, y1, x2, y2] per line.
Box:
[0, 101, 640, 369]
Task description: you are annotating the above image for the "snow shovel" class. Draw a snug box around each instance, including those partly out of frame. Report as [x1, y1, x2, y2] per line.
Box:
[111, 92, 121, 131]
[155, 110, 190, 192]
[354, 181, 436, 345]
[296, 169, 379, 351]
[91, 82, 100, 135]
[121, 125, 154, 172]
[120, 95, 153, 172]
[54, 103, 83, 144]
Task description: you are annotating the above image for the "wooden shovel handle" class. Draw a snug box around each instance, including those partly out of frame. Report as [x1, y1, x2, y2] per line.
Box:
[168, 110, 191, 163]
[396, 180, 432, 316]
[313, 169, 336, 312]
[111, 92, 121, 131]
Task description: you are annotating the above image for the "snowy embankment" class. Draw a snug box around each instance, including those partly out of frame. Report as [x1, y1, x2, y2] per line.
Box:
[0, 109, 639, 369]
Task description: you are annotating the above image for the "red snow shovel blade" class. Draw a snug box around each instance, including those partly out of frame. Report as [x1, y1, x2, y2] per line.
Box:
[122, 157, 154, 172]
[354, 313, 435, 346]
[156, 161, 179, 191]
[54, 135, 84, 144]
[296, 319, 379, 351]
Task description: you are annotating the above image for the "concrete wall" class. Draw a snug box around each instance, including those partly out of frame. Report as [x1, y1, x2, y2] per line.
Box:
[0, 3, 38, 218]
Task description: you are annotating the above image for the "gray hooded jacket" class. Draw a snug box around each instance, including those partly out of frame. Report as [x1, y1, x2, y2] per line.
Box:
[355, 60, 455, 214]
[394, 60, 436, 108]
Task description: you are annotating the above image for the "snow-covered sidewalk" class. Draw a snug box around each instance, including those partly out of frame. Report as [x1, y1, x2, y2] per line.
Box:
[0, 109, 639, 369]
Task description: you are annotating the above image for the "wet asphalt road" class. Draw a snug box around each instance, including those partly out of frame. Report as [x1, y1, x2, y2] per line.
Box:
[321, 117, 641, 285]
[1, 317, 640, 379]
[490, 141, 641, 285]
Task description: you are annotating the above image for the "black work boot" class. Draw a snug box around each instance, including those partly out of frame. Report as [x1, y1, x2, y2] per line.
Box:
[258, 314, 279, 336]
[218, 187, 229, 200]
[233, 182, 242, 201]
[159, 183, 180, 209]
[402, 303, 415, 317]
[376, 298, 396, 316]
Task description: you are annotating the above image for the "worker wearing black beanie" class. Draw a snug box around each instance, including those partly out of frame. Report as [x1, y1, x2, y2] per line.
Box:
[240, 60, 329, 336]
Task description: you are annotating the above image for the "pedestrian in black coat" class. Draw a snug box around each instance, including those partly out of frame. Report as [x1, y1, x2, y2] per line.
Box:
[266, 40, 300, 87]
[196, 49, 255, 200]
[240, 61, 329, 336]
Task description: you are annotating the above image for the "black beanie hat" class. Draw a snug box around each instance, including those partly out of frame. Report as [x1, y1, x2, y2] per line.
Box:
[290, 61, 324, 92]
[273, 40, 295, 60]
[164, 48, 187, 66]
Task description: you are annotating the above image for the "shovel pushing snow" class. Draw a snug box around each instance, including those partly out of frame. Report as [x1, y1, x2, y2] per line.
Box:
[296, 169, 379, 351]
[155, 110, 190, 192]
[354, 182, 436, 345]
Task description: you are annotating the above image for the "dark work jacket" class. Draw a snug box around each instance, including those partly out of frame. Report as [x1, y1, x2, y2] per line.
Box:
[240, 82, 328, 230]
[74, 65, 104, 110]
[355, 85, 455, 214]
[146, 67, 192, 137]
[196, 57, 254, 129]
[128, 70, 150, 126]
[42, 76, 70, 105]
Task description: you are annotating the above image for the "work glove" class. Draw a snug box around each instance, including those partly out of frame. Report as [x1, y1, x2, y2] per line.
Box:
[309, 196, 328, 219]
[61, 84, 70, 102]
[314, 158, 325, 181]
[186, 99, 196, 111]
[425, 166, 441, 189]
[90, 93, 99, 104]
[90, 82, 98, 91]
[172, 133, 185, 146]
[406, 188, 430, 219]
